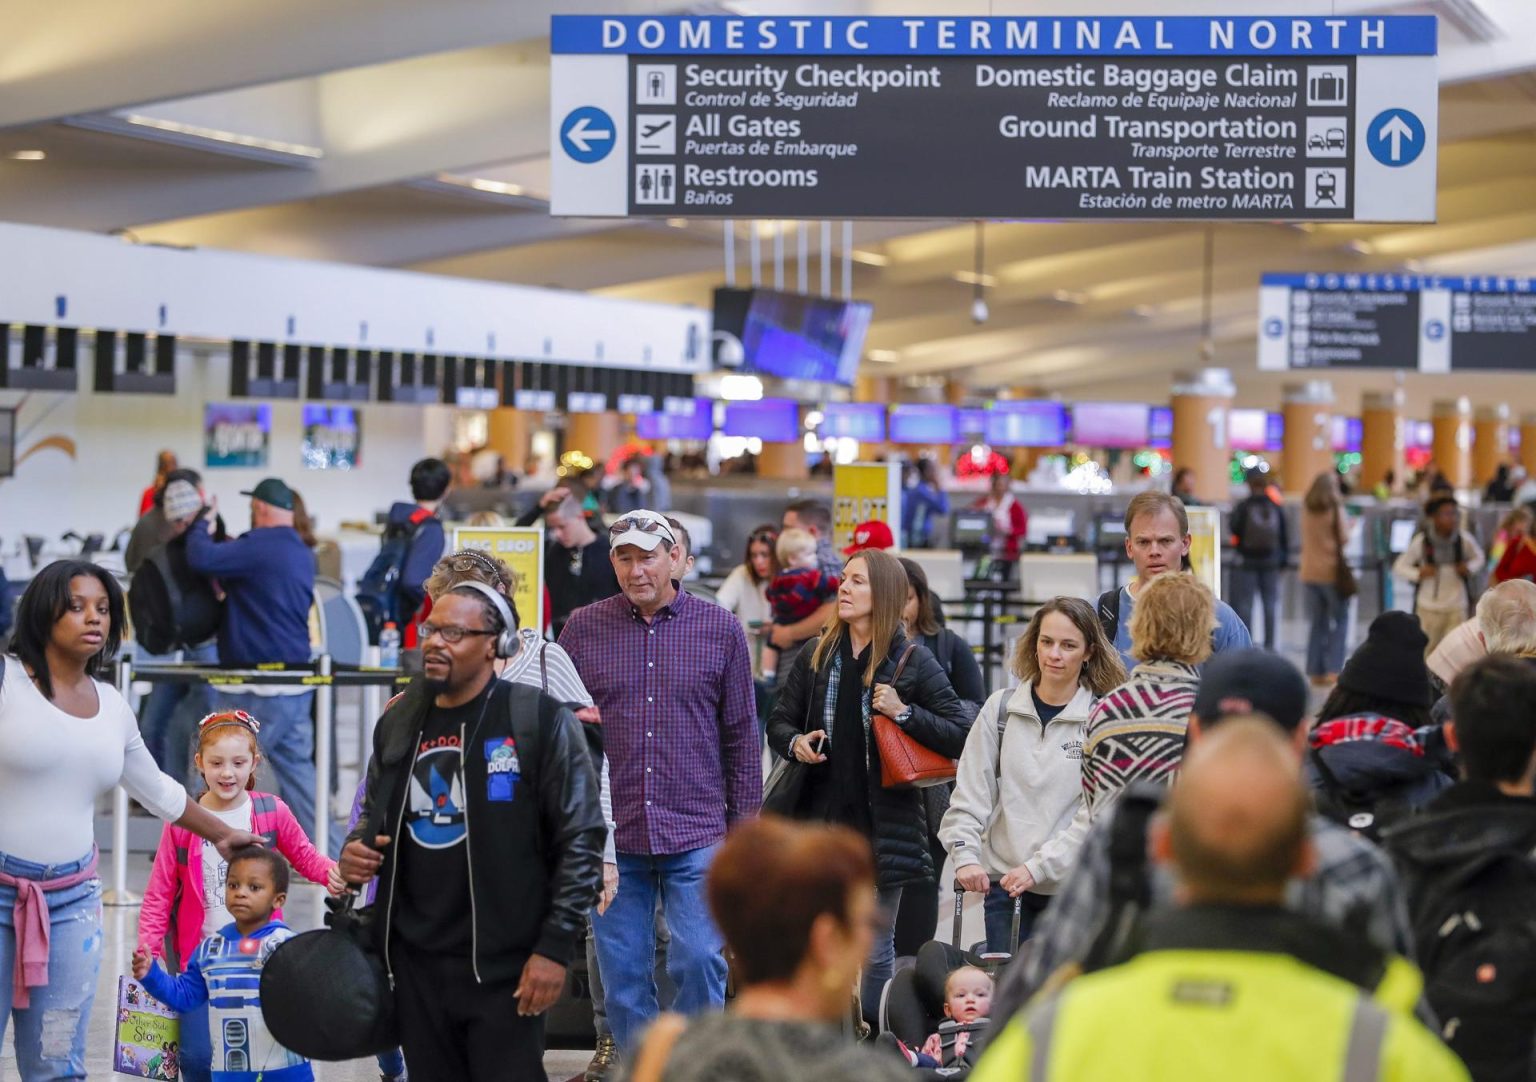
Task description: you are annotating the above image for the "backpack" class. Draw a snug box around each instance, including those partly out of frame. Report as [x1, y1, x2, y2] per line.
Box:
[1080, 787, 1161, 972]
[355, 508, 432, 644]
[1406, 847, 1536, 1079]
[1096, 589, 1121, 646]
[128, 536, 223, 655]
[1307, 745, 1416, 844]
[1239, 498, 1281, 556]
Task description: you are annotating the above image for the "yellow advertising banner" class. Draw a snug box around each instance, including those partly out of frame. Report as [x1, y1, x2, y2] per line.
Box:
[1185, 505, 1223, 602]
[451, 526, 545, 632]
[832, 461, 903, 553]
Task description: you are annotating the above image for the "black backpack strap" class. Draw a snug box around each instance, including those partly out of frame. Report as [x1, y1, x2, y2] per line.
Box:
[539, 641, 549, 694]
[1081, 787, 1160, 972]
[1096, 589, 1121, 646]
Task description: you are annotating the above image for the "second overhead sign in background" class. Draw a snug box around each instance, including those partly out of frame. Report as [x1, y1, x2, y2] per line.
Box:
[550, 15, 1438, 223]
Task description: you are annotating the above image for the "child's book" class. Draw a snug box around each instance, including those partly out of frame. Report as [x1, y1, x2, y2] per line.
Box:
[113, 975, 180, 1079]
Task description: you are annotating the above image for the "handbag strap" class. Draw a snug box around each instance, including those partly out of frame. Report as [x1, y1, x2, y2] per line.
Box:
[889, 642, 919, 685]
[629, 1013, 687, 1082]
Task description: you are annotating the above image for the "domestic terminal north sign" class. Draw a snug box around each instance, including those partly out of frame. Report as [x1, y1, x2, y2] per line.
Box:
[550, 15, 1438, 222]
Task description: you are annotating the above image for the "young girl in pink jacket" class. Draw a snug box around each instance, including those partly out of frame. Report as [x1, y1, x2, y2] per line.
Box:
[137, 710, 338, 1082]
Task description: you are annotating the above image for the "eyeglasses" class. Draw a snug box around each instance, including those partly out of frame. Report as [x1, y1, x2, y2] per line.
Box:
[610, 516, 675, 543]
[420, 623, 497, 644]
[749, 530, 779, 543]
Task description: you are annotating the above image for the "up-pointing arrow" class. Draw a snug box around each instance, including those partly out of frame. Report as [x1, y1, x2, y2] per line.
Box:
[566, 116, 613, 154]
[1379, 115, 1414, 162]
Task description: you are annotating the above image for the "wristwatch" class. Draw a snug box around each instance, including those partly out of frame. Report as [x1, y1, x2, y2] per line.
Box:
[894, 706, 914, 724]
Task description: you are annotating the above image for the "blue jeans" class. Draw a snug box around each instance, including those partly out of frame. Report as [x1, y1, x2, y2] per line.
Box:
[213, 690, 340, 856]
[178, 1001, 211, 1082]
[981, 887, 1050, 956]
[0, 849, 102, 1081]
[1304, 583, 1350, 677]
[867, 887, 903, 1027]
[138, 641, 217, 787]
[375, 1047, 407, 1077]
[592, 846, 726, 1052]
[1229, 564, 1282, 649]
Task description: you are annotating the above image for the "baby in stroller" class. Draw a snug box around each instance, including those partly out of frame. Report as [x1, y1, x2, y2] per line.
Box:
[895, 965, 993, 1069]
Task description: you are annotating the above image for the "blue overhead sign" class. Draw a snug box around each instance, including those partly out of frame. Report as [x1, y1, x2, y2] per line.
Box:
[1259, 273, 1536, 375]
[551, 15, 1438, 222]
[552, 16, 1436, 56]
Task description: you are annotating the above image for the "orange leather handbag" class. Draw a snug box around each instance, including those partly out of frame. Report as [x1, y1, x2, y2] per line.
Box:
[872, 644, 957, 789]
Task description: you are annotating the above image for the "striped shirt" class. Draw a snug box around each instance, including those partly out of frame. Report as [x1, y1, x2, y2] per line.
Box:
[500, 628, 593, 706]
[560, 586, 761, 856]
[1081, 660, 1200, 817]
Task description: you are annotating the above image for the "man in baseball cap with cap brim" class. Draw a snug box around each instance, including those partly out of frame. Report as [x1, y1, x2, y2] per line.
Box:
[186, 473, 336, 854]
[557, 508, 762, 1051]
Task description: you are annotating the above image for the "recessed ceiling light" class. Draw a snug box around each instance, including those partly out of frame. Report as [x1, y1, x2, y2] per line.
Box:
[850, 249, 890, 266]
[952, 270, 996, 287]
[665, 218, 688, 228]
[6, 150, 45, 161]
[868, 349, 899, 363]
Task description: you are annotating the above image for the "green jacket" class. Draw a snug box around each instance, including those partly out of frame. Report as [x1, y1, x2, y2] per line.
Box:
[973, 906, 1467, 1082]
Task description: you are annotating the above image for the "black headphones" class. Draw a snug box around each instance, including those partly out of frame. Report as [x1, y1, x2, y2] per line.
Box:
[448, 581, 518, 659]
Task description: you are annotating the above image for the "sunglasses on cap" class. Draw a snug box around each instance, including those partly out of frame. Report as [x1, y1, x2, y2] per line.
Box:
[609, 516, 676, 542]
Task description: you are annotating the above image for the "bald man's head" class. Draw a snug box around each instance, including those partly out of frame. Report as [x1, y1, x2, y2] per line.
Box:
[1154, 715, 1314, 906]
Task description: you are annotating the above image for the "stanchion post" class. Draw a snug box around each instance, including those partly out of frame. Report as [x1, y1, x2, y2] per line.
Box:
[105, 658, 141, 906]
[314, 655, 334, 854]
[982, 594, 996, 697]
[361, 644, 382, 771]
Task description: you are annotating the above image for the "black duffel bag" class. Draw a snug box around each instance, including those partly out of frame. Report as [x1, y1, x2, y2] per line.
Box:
[260, 892, 397, 1060]
[128, 534, 222, 655]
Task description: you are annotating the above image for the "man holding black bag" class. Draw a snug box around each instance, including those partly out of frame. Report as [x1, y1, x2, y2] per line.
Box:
[339, 582, 605, 1082]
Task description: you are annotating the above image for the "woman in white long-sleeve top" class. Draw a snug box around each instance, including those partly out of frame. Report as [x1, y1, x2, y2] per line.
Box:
[940, 597, 1126, 954]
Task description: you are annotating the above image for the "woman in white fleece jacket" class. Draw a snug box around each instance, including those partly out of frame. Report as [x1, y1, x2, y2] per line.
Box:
[940, 597, 1127, 954]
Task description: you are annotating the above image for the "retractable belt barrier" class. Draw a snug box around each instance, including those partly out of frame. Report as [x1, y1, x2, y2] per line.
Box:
[106, 656, 406, 907]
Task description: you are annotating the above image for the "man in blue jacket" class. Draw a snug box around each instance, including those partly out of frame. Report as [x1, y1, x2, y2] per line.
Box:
[187, 477, 336, 853]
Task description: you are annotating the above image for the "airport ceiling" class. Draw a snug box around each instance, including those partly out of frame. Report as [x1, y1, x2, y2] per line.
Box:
[3, 0, 1535, 403]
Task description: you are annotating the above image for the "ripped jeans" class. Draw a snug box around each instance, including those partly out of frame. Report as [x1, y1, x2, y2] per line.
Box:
[0, 850, 102, 1081]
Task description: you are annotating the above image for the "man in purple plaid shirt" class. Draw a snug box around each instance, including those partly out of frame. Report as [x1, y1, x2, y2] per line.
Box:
[559, 508, 761, 1053]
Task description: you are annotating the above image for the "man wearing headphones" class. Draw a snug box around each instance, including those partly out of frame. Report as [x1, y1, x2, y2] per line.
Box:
[339, 582, 606, 1082]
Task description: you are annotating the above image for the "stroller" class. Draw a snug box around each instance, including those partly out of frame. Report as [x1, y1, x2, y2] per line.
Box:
[878, 879, 1024, 1079]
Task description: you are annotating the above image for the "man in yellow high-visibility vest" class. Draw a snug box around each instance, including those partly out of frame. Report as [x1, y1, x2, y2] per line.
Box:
[974, 718, 1467, 1082]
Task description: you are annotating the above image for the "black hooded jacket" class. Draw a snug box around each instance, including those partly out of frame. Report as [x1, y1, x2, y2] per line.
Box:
[1385, 780, 1536, 948]
[350, 676, 605, 984]
[766, 631, 976, 889]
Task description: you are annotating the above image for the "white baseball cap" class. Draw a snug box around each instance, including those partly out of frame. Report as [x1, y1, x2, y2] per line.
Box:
[608, 509, 677, 552]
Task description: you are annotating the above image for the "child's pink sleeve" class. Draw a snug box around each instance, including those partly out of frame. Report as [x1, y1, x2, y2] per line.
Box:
[273, 798, 338, 886]
[138, 824, 180, 957]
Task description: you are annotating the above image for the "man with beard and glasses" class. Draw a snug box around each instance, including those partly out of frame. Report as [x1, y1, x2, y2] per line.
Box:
[339, 583, 604, 1081]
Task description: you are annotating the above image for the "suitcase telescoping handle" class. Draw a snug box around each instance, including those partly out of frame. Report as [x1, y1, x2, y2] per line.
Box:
[951, 876, 1024, 954]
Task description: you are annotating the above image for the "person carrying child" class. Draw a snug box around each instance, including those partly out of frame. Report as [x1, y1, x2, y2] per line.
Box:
[137, 711, 339, 1082]
[762, 527, 840, 682]
[895, 966, 993, 1070]
[133, 847, 313, 1082]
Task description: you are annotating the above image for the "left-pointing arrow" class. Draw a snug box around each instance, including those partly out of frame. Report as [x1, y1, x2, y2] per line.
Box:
[566, 117, 613, 154]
